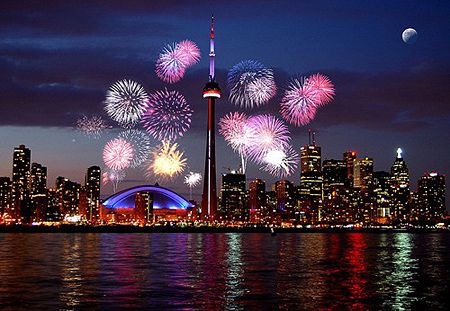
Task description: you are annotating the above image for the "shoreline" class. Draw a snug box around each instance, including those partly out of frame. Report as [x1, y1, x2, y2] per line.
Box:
[0, 225, 448, 234]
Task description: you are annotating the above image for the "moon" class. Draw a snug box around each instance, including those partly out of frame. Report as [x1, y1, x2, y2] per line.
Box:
[402, 28, 418, 44]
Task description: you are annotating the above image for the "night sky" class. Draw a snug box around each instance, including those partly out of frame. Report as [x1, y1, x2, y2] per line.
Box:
[0, 1, 449, 208]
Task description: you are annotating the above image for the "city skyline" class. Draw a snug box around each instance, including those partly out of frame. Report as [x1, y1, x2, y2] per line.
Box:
[0, 1, 449, 207]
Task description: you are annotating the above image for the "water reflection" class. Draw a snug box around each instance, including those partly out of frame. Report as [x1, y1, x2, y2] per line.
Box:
[0, 233, 449, 309]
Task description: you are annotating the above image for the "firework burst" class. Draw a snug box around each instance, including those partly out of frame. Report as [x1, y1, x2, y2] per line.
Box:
[308, 73, 335, 105]
[261, 145, 299, 178]
[141, 89, 193, 141]
[228, 60, 276, 108]
[103, 138, 134, 171]
[184, 171, 202, 200]
[280, 77, 320, 126]
[246, 114, 291, 163]
[76, 115, 110, 138]
[146, 141, 186, 179]
[104, 79, 148, 127]
[102, 169, 126, 193]
[177, 40, 201, 67]
[155, 43, 187, 84]
[118, 129, 153, 168]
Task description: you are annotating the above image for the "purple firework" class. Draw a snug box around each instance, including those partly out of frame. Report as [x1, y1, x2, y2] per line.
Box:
[308, 73, 335, 105]
[177, 40, 201, 67]
[246, 114, 290, 163]
[280, 77, 320, 126]
[141, 88, 193, 141]
[156, 43, 187, 84]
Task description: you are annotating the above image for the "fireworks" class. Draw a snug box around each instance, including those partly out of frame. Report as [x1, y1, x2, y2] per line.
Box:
[141, 89, 193, 141]
[104, 79, 148, 127]
[156, 43, 187, 84]
[177, 40, 201, 66]
[184, 171, 202, 187]
[102, 169, 126, 193]
[308, 73, 335, 105]
[246, 114, 290, 163]
[146, 141, 186, 179]
[261, 145, 299, 178]
[227, 60, 276, 108]
[76, 115, 110, 138]
[184, 171, 202, 200]
[103, 138, 134, 171]
[280, 77, 319, 126]
[118, 129, 153, 168]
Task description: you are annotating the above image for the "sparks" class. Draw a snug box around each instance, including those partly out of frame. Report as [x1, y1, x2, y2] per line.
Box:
[155, 43, 187, 84]
[261, 145, 299, 178]
[118, 129, 153, 168]
[146, 141, 186, 179]
[75, 115, 110, 138]
[103, 138, 134, 171]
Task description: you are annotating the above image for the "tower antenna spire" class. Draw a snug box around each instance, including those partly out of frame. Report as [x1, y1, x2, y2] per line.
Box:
[209, 14, 215, 82]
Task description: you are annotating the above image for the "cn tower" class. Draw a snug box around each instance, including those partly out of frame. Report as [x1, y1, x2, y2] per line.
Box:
[201, 15, 221, 222]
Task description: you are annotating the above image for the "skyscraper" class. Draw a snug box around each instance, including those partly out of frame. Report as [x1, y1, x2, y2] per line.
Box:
[219, 171, 247, 221]
[353, 157, 374, 191]
[299, 132, 323, 202]
[201, 15, 221, 222]
[0, 177, 12, 219]
[12, 144, 31, 221]
[85, 166, 101, 223]
[248, 178, 266, 223]
[29, 162, 47, 222]
[390, 148, 410, 222]
[272, 179, 295, 219]
[343, 151, 357, 187]
[417, 172, 446, 222]
[322, 159, 346, 196]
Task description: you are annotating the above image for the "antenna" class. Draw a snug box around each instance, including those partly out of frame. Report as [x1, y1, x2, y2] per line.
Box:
[308, 129, 312, 145]
[312, 131, 316, 145]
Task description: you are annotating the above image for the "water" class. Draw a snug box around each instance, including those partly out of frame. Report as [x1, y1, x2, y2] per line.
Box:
[0, 233, 449, 310]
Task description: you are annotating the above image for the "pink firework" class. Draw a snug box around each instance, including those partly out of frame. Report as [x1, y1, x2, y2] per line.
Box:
[246, 114, 290, 163]
[156, 43, 187, 84]
[103, 138, 134, 171]
[219, 112, 252, 154]
[141, 88, 193, 141]
[280, 77, 320, 126]
[177, 40, 201, 66]
[308, 73, 335, 105]
[261, 145, 299, 178]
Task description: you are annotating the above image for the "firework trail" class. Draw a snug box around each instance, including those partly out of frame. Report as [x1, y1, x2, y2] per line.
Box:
[227, 60, 276, 108]
[103, 138, 134, 171]
[102, 169, 126, 193]
[308, 73, 335, 105]
[76, 115, 110, 138]
[141, 89, 193, 141]
[184, 171, 202, 200]
[246, 114, 290, 164]
[156, 43, 187, 84]
[118, 129, 153, 168]
[261, 145, 299, 178]
[104, 79, 148, 128]
[177, 40, 201, 67]
[218, 111, 254, 173]
[280, 77, 320, 126]
[146, 141, 186, 179]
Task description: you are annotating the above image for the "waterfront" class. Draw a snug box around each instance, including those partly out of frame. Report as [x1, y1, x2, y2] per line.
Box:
[0, 233, 449, 310]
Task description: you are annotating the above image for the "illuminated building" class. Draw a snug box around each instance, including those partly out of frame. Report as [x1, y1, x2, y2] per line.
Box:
[0, 177, 12, 219]
[11, 144, 31, 221]
[101, 185, 193, 223]
[353, 157, 373, 191]
[135, 192, 154, 224]
[417, 172, 446, 222]
[201, 15, 221, 222]
[248, 178, 266, 223]
[322, 159, 346, 197]
[372, 171, 391, 223]
[56, 177, 81, 217]
[299, 132, 323, 200]
[343, 151, 357, 187]
[45, 188, 60, 221]
[85, 166, 101, 223]
[389, 148, 410, 222]
[219, 171, 247, 222]
[29, 162, 47, 222]
[272, 180, 295, 220]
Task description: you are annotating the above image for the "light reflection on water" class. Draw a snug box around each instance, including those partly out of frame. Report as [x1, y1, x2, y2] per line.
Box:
[0, 233, 449, 310]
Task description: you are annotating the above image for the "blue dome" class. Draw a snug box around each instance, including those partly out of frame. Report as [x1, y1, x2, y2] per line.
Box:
[102, 185, 193, 210]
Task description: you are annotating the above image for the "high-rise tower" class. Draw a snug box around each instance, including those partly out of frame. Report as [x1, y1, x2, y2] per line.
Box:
[201, 15, 221, 221]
